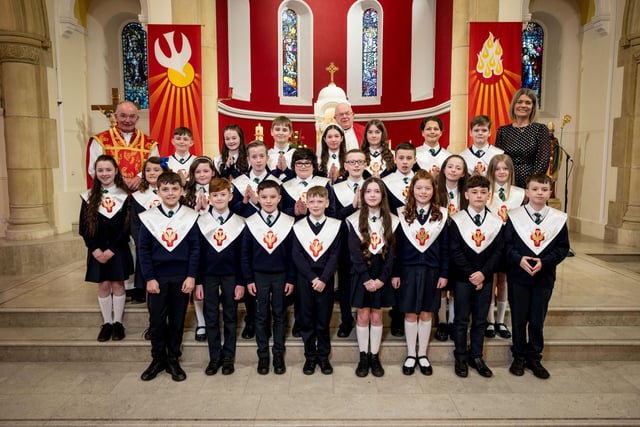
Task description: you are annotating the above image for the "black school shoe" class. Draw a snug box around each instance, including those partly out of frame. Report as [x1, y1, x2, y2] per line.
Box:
[318, 358, 333, 375]
[205, 359, 220, 376]
[141, 359, 166, 381]
[369, 353, 384, 377]
[356, 351, 369, 377]
[257, 357, 269, 375]
[241, 322, 255, 339]
[273, 354, 286, 375]
[221, 358, 235, 375]
[166, 358, 187, 381]
[97, 323, 113, 342]
[303, 358, 316, 375]
[525, 360, 550, 379]
[111, 322, 125, 341]
[454, 359, 468, 378]
[434, 323, 449, 341]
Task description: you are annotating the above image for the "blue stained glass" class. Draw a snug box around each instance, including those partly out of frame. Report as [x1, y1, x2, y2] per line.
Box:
[122, 22, 149, 109]
[282, 9, 298, 97]
[362, 8, 378, 97]
[522, 22, 543, 106]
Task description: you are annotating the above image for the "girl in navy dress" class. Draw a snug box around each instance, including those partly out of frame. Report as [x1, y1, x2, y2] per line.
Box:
[361, 120, 394, 178]
[79, 154, 134, 342]
[346, 177, 398, 377]
[392, 170, 449, 375]
[317, 124, 347, 183]
[215, 124, 249, 179]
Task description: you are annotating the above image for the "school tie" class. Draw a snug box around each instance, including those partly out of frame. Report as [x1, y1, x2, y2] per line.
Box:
[371, 151, 380, 158]
[266, 214, 273, 226]
[474, 214, 482, 226]
[300, 181, 308, 187]
[178, 157, 186, 164]
[331, 153, 337, 159]
[279, 150, 285, 155]
[403, 177, 409, 184]
[429, 148, 437, 156]
[498, 187, 505, 201]
[315, 221, 322, 227]
[353, 183, 359, 193]
[475, 149, 485, 158]
[418, 208, 425, 218]
[167, 210, 174, 218]
[218, 216, 224, 225]
[253, 177, 260, 184]
[371, 216, 377, 223]
[449, 191, 454, 200]
[152, 189, 157, 194]
[534, 213, 542, 224]
[102, 189, 108, 194]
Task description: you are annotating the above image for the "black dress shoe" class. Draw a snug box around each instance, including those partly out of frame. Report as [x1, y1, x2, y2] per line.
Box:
[195, 326, 207, 342]
[484, 323, 496, 338]
[468, 357, 493, 378]
[525, 360, 550, 379]
[337, 323, 353, 338]
[370, 353, 384, 377]
[509, 358, 525, 376]
[97, 323, 113, 342]
[496, 323, 512, 339]
[390, 325, 404, 337]
[111, 322, 125, 341]
[402, 356, 416, 375]
[434, 323, 448, 342]
[257, 357, 269, 375]
[205, 359, 220, 376]
[273, 354, 286, 375]
[303, 358, 316, 375]
[417, 356, 433, 376]
[318, 358, 333, 375]
[454, 359, 468, 378]
[241, 323, 255, 339]
[221, 358, 235, 375]
[141, 359, 166, 381]
[165, 358, 187, 381]
[291, 323, 301, 338]
[355, 351, 369, 377]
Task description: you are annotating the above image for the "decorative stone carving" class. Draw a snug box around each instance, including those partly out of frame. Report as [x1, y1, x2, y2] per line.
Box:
[0, 42, 40, 64]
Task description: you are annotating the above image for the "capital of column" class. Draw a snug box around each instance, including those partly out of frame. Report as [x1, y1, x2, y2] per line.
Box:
[0, 33, 47, 64]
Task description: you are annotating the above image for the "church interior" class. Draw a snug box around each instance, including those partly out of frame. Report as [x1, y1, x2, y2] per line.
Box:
[0, 0, 639, 425]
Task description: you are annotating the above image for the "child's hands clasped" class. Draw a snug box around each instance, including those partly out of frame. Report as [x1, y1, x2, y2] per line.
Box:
[520, 256, 542, 276]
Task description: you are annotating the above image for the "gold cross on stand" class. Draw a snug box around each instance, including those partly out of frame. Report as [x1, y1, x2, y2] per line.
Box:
[325, 62, 339, 83]
[91, 88, 120, 128]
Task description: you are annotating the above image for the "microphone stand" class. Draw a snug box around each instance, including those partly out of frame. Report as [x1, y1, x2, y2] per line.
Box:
[557, 114, 575, 256]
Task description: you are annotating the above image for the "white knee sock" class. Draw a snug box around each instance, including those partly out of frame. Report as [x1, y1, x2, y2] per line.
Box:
[417, 319, 432, 356]
[487, 302, 496, 324]
[404, 320, 418, 357]
[194, 299, 206, 327]
[448, 297, 455, 324]
[98, 296, 113, 324]
[112, 293, 126, 323]
[496, 300, 508, 324]
[370, 325, 383, 355]
[438, 297, 447, 323]
[356, 325, 369, 353]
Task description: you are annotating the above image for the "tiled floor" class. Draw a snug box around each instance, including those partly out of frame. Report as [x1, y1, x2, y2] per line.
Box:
[0, 233, 639, 426]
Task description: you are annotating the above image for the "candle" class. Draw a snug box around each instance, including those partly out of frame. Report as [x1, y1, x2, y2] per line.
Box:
[255, 123, 263, 141]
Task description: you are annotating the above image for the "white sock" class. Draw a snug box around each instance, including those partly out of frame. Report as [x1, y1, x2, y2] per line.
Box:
[356, 325, 369, 353]
[98, 296, 113, 324]
[448, 297, 455, 324]
[112, 293, 126, 323]
[417, 319, 432, 356]
[438, 297, 447, 323]
[496, 300, 508, 324]
[369, 325, 383, 354]
[194, 299, 206, 327]
[487, 302, 496, 324]
[404, 320, 418, 357]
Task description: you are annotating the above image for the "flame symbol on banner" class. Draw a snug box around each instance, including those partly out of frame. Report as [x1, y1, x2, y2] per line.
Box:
[476, 32, 504, 79]
[154, 31, 194, 87]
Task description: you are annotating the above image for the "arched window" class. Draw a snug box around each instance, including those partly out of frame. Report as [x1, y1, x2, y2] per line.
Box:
[522, 22, 543, 106]
[121, 22, 149, 109]
[282, 9, 298, 97]
[361, 8, 379, 97]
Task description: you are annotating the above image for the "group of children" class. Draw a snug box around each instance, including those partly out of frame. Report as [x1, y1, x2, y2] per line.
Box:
[79, 113, 569, 383]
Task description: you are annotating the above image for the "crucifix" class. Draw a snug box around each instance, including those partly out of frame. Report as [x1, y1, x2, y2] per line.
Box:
[90, 88, 121, 127]
[325, 62, 339, 83]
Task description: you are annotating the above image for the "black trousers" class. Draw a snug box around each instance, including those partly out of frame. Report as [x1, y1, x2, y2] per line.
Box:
[254, 271, 287, 358]
[202, 274, 238, 361]
[337, 254, 354, 327]
[296, 273, 334, 359]
[147, 275, 190, 361]
[508, 282, 553, 362]
[453, 279, 492, 360]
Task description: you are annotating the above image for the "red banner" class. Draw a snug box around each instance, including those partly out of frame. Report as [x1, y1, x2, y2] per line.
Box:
[147, 25, 203, 156]
[468, 22, 522, 145]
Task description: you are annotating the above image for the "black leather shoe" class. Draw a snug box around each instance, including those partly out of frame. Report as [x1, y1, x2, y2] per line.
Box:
[318, 358, 333, 375]
[165, 359, 187, 381]
[496, 323, 512, 339]
[454, 359, 468, 378]
[402, 356, 416, 375]
[434, 323, 448, 342]
[111, 322, 125, 341]
[417, 356, 433, 376]
[195, 326, 207, 342]
[370, 353, 384, 377]
[221, 358, 235, 375]
[509, 358, 525, 376]
[485, 323, 496, 338]
[291, 323, 301, 338]
[303, 358, 316, 375]
[273, 354, 286, 375]
[241, 322, 255, 339]
[468, 357, 493, 378]
[525, 360, 550, 379]
[355, 351, 369, 377]
[257, 357, 269, 375]
[337, 323, 353, 338]
[97, 323, 113, 342]
[141, 359, 166, 381]
[390, 325, 404, 337]
[205, 359, 220, 376]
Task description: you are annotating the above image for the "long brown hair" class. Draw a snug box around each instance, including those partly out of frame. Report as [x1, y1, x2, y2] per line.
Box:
[404, 170, 443, 225]
[221, 124, 249, 175]
[487, 154, 516, 205]
[436, 154, 469, 211]
[361, 120, 394, 171]
[137, 156, 164, 192]
[84, 154, 128, 236]
[357, 177, 395, 263]
[318, 124, 346, 178]
[183, 156, 216, 207]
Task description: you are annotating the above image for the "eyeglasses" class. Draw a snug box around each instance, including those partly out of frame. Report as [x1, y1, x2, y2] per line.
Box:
[295, 161, 313, 167]
[344, 160, 366, 165]
[117, 113, 138, 120]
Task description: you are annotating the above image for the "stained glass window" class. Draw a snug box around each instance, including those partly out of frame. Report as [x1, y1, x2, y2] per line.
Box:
[282, 9, 298, 97]
[362, 8, 378, 97]
[122, 22, 149, 109]
[522, 22, 543, 106]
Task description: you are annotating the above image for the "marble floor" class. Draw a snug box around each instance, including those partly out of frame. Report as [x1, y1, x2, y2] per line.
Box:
[0, 233, 639, 426]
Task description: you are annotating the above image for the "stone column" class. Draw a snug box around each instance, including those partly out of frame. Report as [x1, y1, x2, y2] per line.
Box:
[0, 34, 57, 240]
